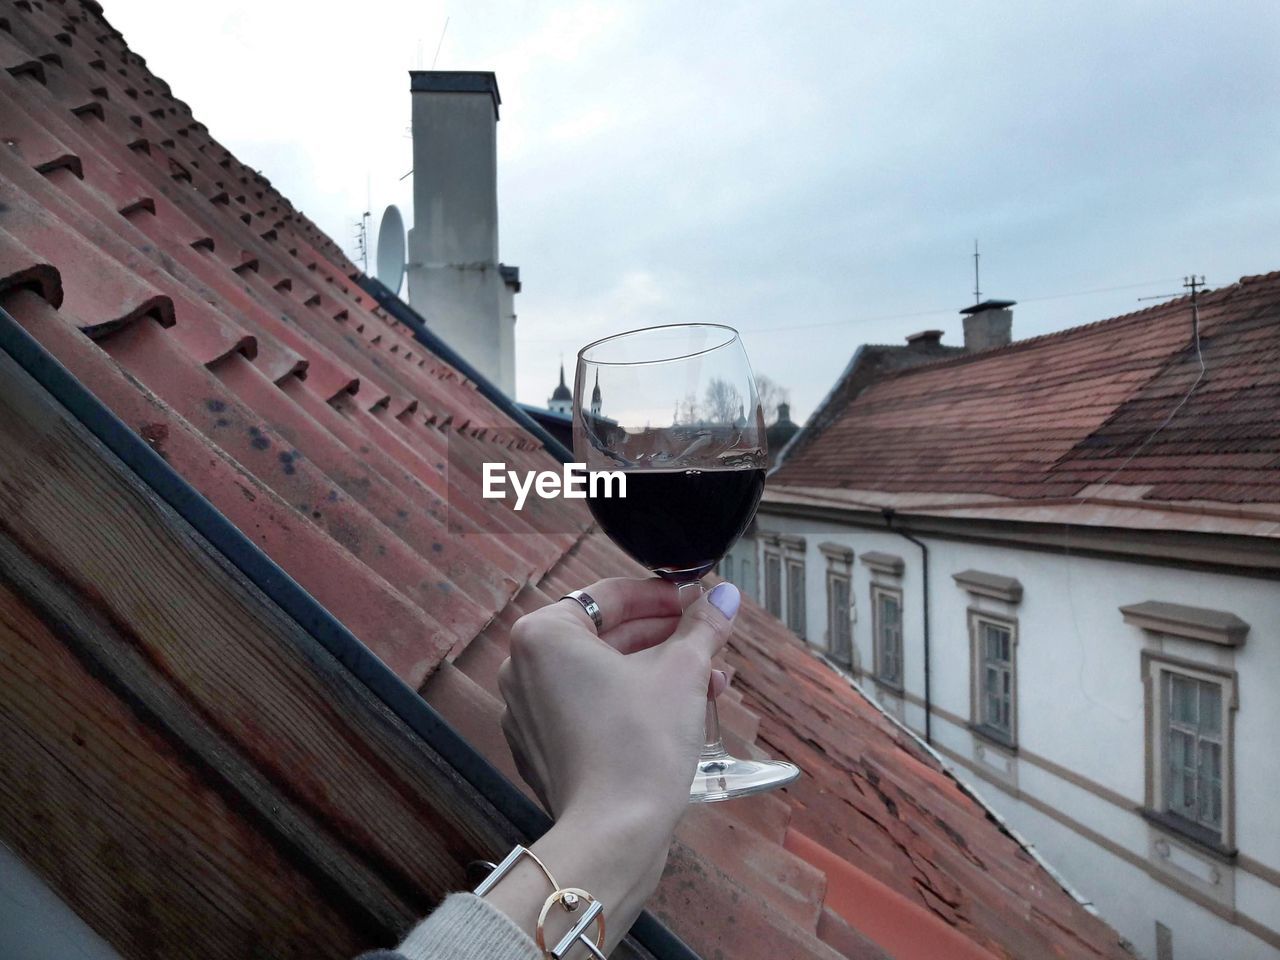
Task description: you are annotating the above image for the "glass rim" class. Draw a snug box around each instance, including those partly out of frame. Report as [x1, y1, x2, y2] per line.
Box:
[576, 322, 741, 367]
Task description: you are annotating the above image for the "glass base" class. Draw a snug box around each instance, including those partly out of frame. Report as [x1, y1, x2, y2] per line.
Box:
[689, 754, 800, 803]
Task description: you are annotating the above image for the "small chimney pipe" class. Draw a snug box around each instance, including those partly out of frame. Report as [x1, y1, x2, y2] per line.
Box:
[905, 329, 944, 350]
[960, 299, 1016, 352]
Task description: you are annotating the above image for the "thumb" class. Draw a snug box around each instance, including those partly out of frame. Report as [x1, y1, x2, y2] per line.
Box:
[664, 582, 741, 661]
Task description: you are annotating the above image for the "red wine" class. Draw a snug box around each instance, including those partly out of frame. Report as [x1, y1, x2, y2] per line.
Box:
[587, 468, 765, 580]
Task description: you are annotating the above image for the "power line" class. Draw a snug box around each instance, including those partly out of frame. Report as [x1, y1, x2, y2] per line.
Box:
[517, 276, 1186, 343]
[1079, 274, 1207, 500]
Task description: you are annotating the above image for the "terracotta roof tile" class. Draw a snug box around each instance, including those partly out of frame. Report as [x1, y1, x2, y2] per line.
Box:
[775, 276, 1280, 509]
[0, 3, 1132, 958]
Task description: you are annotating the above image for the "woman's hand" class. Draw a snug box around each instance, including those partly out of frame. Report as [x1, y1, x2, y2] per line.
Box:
[491, 577, 741, 954]
[500, 577, 738, 828]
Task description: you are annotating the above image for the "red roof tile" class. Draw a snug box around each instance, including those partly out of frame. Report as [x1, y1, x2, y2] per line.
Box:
[774, 276, 1280, 510]
[0, 3, 1131, 958]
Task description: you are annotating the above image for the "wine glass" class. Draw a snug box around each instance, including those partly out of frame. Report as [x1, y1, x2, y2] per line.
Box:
[573, 323, 801, 802]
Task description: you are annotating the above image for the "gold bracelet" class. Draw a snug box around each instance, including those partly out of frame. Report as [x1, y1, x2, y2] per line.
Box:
[473, 846, 607, 958]
[536, 887, 606, 960]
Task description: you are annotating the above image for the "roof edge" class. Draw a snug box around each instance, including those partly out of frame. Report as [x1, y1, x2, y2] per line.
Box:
[769, 344, 865, 476]
[816, 656, 1105, 921]
[856, 275, 1255, 390]
[358, 275, 574, 463]
[0, 303, 698, 960]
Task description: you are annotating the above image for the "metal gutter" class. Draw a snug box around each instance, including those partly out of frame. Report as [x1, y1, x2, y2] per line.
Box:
[356, 275, 575, 464]
[758, 497, 1280, 578]
[0, 303, 699, 960]
[882, 508, 932, 745]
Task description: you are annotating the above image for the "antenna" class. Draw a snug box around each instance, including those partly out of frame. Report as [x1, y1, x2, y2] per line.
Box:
[375, 205, 407, 295]
[353, 211, 371, 273]
[973, 239, 981, 304]
[1137, 275, 1206, 302]
[431, 17, 450, 70]
[1082, 271, 1207, 499]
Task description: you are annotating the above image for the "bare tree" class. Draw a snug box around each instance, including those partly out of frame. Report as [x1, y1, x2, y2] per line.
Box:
[672, 391, 703, 425]
[756, 374, 791, 424]
[703, 378, 743, 424]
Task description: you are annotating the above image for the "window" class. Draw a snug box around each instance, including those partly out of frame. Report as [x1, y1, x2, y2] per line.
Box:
[967, 613, 1017, 747]
[786, 558, 806, 638]
[739, 556, 754, 600]
[1141, 653, 1236, 853]
[977, 619, 1014, 741]
[764, 552, 782, 617]
[762, 535, 805, 630]
[872, 586, 903, 687]
[827, 572, 852, 666]
[722, 555, 734, 585]
[1163, 672, 1223, 835]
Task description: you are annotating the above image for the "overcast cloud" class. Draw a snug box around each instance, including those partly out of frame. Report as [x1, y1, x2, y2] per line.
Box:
[103, 1, 1280, 421]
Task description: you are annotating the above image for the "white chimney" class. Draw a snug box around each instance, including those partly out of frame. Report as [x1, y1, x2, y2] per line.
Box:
[407, 71, 515, 393]
[960, 299, 1015, 352]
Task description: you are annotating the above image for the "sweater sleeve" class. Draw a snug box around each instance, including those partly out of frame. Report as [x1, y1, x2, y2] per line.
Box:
[358, 893, 542, 960]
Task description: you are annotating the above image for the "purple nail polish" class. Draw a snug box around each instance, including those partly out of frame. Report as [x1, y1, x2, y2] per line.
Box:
[708, 582, 740, 620]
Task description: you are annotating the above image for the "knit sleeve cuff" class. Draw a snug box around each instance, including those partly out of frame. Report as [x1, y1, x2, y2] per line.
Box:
[395, 892, 541, 960]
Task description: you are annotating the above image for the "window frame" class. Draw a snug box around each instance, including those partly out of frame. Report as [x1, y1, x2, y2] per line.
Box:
[826, 570, 853, 666]
[871, 584, 904, 691]
[1142, 651, 1238, 854]
[785, 557, 806, 639]
[763, 550, 782, 618]
[968, 610, 1018, 748]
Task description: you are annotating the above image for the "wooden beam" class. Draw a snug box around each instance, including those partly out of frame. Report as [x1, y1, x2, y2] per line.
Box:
[0, 342, 519, 957]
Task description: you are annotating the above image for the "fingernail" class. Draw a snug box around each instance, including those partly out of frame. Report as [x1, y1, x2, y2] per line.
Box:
[708, 582, 740, 620]
[713, 669, 728, 687]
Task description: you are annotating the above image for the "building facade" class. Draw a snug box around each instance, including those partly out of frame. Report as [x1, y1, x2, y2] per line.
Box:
[744, 510, 1278, 960]
[725, 277, 1280, 959]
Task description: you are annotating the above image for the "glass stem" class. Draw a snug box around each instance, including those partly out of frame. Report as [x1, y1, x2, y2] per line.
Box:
[702, 694, 728, 761]
[677, 580, 730, 765]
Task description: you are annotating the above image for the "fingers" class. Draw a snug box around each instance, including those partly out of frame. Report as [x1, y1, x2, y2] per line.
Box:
[710, 668, 729, 698]
[555, 577, 681, 637]
[600, 614, 681, 655]
[662, 581, 741, 662]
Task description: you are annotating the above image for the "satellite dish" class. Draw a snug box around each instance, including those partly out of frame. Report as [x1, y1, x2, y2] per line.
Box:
[376, 204, 406, 295]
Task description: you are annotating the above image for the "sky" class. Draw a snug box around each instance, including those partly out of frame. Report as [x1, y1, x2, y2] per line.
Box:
[102, 1, 1280, 422]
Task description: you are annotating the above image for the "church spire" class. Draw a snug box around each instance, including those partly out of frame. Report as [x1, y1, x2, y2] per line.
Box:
[547, 356, 572, 412]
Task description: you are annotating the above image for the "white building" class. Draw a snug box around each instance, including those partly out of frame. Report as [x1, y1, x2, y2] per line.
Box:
[726, 280, 1280, 960]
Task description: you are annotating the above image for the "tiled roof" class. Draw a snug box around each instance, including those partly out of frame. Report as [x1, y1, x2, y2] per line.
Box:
[0, 2, 1131, 958]
[778, 339, 965, 470]
[773, 277, 1280, 509]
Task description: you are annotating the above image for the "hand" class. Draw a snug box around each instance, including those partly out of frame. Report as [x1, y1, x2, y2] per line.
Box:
[500, 577, 738, 828]
[492, 577, 741, 953]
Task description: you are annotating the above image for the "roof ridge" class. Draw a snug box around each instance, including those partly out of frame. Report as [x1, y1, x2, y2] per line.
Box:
[865, 280, 1241, 387]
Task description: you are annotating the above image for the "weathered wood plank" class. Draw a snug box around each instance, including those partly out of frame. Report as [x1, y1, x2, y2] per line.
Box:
[0, 338, 520, 957]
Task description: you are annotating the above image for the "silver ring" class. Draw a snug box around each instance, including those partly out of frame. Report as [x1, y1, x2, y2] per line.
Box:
[561, 590, 604, 633]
